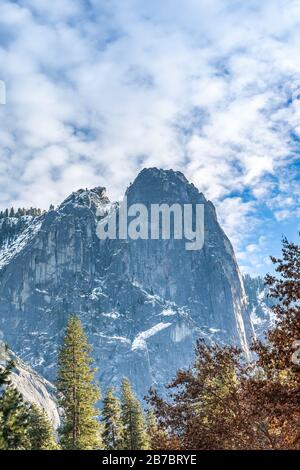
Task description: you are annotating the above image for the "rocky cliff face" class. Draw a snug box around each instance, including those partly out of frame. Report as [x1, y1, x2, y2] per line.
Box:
[0, 168, 254, 400]
[243, 274, 273, 341]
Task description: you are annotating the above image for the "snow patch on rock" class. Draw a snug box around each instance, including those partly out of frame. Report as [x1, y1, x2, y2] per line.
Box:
[161, 308, 176, 317]
[0, 218, 42, 271]
[132, 323, 172, 351]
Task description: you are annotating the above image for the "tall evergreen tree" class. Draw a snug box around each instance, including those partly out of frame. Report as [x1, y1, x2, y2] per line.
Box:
[145, 408, 169, 450]
[102, 388, 123, 450]
[1, 354, 59, 450]
[0, 355, 30, 449]
[0, 358, 15, 386]
[57, 315, 102, 450]
[121, 378, 149, 450]
[27, 404, 59, 450]
[0, 385, 31, 450]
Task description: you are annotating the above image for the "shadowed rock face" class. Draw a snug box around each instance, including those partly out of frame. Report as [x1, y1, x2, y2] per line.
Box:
[0, 168, 253, 400]
[243, 274, 273, 341]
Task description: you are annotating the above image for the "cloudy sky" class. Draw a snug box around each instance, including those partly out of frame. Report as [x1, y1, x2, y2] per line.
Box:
[0, 0, 300, 275]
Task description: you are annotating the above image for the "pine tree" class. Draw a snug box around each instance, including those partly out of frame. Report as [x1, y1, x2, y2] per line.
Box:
[57, 315, 102, 450]
[102, 388, 123, 450]
[27, 404, 59, 450]
[0, 355, 31, 449]
[0, 385, 31, 450]
[145, 408, 169, 450]
[0, 358, 15, 386]
[0, 355, 59, 450]
[121, 378, 149, 450]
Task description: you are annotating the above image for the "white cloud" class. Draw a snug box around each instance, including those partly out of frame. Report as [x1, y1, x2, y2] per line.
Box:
[0, 0, 300, 274]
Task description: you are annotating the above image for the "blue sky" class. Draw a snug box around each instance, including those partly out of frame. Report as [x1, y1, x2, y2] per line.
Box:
[0, 0, 300, 275]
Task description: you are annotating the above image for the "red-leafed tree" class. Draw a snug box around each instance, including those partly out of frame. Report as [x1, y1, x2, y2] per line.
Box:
[148, 237, 300, 449]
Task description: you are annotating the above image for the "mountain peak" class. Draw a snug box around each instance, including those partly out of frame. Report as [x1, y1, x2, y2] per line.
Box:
[0, 166, 253, 401]
[126, 167, 204, 204]
[58, 186, 109, 213]
[133, 167, 190, 188]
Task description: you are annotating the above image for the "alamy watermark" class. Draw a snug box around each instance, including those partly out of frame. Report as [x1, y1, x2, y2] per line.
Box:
[96, 197, 205, 251]
[0, 80, 6, 105]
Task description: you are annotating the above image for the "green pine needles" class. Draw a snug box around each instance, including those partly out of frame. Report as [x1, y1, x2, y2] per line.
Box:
[102, 387, 123, 450]
[57, 315, 102, 450]
[0, 361, 57, 450]
[0, 315, 156, 450]
[121, 378, 149, 450]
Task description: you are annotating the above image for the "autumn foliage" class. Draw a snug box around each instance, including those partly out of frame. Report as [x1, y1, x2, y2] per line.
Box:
[148, 237, 300, 449]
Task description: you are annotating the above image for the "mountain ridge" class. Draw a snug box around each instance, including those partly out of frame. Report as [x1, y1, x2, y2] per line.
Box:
[0, 168, 259, 400]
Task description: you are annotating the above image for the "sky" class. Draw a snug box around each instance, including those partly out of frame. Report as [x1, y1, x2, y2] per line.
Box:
[0, 0, 300, 275]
